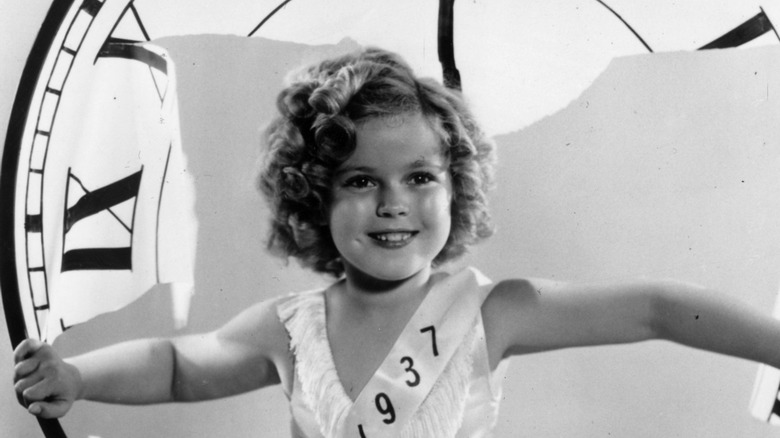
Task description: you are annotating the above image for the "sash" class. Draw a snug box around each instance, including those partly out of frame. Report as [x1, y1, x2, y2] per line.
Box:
[339, 267, 492, 437]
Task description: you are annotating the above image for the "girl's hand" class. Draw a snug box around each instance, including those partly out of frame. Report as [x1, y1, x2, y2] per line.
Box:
[13, 338, 82, 418]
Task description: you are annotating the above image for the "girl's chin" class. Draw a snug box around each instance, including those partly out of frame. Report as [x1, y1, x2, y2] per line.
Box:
[344, 261, 431, 287]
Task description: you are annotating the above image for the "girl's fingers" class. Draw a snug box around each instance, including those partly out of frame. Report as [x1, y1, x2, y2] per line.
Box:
[13, 338, 44, 363]
[14, 357, 40, 380]
[15, 383, 28, 407]
[20, 375, 54, 404]
[14, 373, 46, 406]
[27, 403, 42, 415]
[27, 399, 72, 419]
[24, 378, 76, 419]
[15, 373, 45, 394]
[11, 339, 75, 418]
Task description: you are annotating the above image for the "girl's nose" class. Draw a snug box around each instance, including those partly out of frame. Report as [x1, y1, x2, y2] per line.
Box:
[376, 188, 409, 217]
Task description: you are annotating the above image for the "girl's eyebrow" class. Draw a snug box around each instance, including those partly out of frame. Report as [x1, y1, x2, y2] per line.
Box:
[409, 157, 448, 171]
[407, 158, 444, 169]
[335, 156, 448, 176]
[334, 165, 375, 177]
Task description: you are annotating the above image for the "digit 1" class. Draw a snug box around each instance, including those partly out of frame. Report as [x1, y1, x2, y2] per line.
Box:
[358, 424, 367, 437]
[420, 325, 438, 356]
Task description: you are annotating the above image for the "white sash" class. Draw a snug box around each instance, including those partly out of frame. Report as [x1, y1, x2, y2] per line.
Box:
[339, 267, 492, 437]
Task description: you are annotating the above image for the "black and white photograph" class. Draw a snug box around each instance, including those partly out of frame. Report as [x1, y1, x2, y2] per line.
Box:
[3, 1, 780, 437]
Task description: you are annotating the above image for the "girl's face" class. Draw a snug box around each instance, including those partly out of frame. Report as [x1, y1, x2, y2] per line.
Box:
[329, 113, 453, 283]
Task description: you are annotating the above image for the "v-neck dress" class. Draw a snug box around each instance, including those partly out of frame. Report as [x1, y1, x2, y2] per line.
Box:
[277, 268, 509, 438]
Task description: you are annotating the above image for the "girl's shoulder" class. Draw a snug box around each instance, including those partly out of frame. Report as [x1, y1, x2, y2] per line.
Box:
[276, 287, 326, 314]
[226, 289, 325, 339]
[234, 286, 328, 329]
[235, 287, 333, 349]
[481, 276, 560, 332]
[480, 276, 552, 365]
[217, 294, 293, 349]
[470, 266, 539, 311]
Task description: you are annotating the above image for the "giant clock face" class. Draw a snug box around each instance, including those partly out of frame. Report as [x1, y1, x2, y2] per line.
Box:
[7, 0, 167, 341]
[1, 1, 191, 436]
[3, 1, 779, 437]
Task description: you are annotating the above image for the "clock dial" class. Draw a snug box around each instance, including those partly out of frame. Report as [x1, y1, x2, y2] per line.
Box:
[6, 0, 195, 345]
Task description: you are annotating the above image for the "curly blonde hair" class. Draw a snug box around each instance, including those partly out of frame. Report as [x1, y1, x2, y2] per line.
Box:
[258, 47, 495, 276]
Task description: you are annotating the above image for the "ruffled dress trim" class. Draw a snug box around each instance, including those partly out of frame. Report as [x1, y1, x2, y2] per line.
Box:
[278, 290, 480, 438]
[279, 291, 349, 437]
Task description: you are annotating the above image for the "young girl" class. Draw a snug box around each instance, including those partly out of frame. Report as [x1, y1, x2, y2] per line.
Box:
[13, 47, 780, 437]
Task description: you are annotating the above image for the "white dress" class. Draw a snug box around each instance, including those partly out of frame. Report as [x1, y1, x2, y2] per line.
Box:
[277, 267, 509, 438]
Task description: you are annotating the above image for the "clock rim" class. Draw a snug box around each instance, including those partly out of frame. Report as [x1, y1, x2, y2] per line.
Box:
[0, 0, 75, 436]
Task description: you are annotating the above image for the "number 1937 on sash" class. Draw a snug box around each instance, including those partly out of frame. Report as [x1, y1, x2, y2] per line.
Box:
[357, 324, 439, 436]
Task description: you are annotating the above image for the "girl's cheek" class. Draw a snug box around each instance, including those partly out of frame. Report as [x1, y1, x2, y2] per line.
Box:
[422, 188, 453, 217]
[335, 195, 373, 217]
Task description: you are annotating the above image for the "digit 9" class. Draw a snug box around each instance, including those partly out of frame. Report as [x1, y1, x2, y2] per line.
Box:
[375, 393, 396, 424]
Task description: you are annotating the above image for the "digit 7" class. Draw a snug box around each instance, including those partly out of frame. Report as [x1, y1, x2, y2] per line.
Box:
[420, 325, 438, 357]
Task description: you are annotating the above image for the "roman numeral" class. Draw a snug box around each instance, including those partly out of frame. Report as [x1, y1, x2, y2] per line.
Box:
[61, 168, 142, 272]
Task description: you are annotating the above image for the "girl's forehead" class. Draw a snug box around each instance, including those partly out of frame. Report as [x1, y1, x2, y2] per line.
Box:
[348, 113, 446, 164]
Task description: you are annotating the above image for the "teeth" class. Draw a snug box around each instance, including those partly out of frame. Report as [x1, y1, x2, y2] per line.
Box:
[374, 232, 413, 242]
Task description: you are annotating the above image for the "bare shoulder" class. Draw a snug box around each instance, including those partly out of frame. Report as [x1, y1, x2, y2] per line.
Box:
[482, 278, 545, 308]
[482, 277, 554, 323]
[481, 278, 547, 367]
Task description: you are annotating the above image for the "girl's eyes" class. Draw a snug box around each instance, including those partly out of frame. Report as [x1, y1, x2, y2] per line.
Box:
[341, 172, 439, 189]
[409, 172, 436, 185]
[343, 175, 375, 189]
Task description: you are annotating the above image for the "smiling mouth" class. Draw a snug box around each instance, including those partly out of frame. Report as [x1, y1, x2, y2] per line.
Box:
[368, 231, 418, 246]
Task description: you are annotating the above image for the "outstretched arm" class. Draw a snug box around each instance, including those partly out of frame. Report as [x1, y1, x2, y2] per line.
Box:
[483, 278, 780, 368]
[652, 281, 780, 367]
[13, 297, 290, 418]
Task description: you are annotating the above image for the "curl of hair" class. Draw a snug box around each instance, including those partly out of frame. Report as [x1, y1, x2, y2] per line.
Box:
[259, 47, 495, 277]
